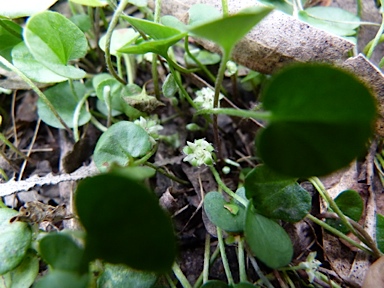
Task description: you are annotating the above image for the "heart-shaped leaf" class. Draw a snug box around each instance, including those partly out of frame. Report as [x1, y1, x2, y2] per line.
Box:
[244, 165, 311, 222]
[24, 11, 88, 79]
[204, 191, 246, 233]
[257, 64, 376, 177]
[245, 204, 293, 269]
[37, 81, 91, 129]
[0, 208, 32, 275]
[75, 171, 177, 272]
[93, 121, 151, 172]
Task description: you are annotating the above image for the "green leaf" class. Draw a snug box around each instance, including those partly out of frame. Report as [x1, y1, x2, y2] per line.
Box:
[0, 20, 22, 66]
[161, 15, 188, 32]
[39, 233, 86, 273]
[0, 208, 32, 275]
[75, 171, 177, 272]
[70, 14, 92, 33]
[232, 283, 255, 288]
[162, 74, 178, 98]
[69, 0, 108, 7]
[99, 28, 139, 56]
[0, 0, 58, 18]
[12, 42, 67, 83]
[204, 191, 246, 233]
[299, 7, 360, 37]
[37, 81, 91, 129]
[244, 165, 311, 222]
[188, 4, 221, 26]
[257, 0, 293, 14]
[188, 6, 273, 54]
[24, 11, 88, 79]
[258, 64, 376, 177]
[244, 204, 293, 268]
[0, 250, 38, 288]
[97, 263, 157, 288]
[33, 270, 89, 288]
[201, 280, 229, 288]
[93, 121, 152, 172]
[326, 190, 363, 233]
[376, 214, 384, 253]
[184, 49, 221, 67]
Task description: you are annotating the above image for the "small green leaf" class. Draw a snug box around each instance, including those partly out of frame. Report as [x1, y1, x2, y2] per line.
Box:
[99, 28, 139, 56]
[37, 81, 91, 129]
[69, 0, 108, 7]
[39, 233, 86, 273]
[204, 191, 246, 233]
[0, 250, 38, 288]
[162, 74, 178, 98]
[97, 263, 157, 288]
[257, 0, 293, 14]
[326, 189, 363, 233]
[0, 208, 32, 275]
[75, 171, 177, 272]
[24, 11, 88, 79]
[201, 280, 229, 288]
[376, 214, 384, 253]
[188, 6, 273, 54]
[161, 15, 188, 32]
[188, 4, 221, 26]
[70, 14, 92, 33]
[244, 165, 311, 222]
[184, 49, 221, 67]
[33, 270, 89, 288]
[0, 0, 58, 18]
[258, 64, 376, 177]
[245, 204, 293, 268]
[0, 20, 22, 66]
[12, 42, 67, 83]
[299, 7, 360, 37]
[93, 121, 151, 172]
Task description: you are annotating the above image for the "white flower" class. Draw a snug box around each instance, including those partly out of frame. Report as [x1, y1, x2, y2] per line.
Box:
[298, 252, 322, 283]
[193, 87, 223, 110]
[182, 139, 215, 167]
[134, 116, 163, 144]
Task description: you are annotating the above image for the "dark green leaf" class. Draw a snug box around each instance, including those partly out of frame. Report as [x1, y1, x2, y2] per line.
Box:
[97, 263, 157, 288]
[0, 20, 22, 66]
[75, 171, 177, 272]
[258, 64, 376, 177]
[33, 270, 89, 288]
[39, 233, 86, 272]
[37, 81, 91, 128]
[0, 208, 32, 275]
[245, 204, 293, 268]
[232, 283, 255, 288]
[204, 191, 246, 233]
[376, 214, 384, 253]
[70, 14, 92, 33]
[201, 280, 229, 288]
[93, 121, 151, 172]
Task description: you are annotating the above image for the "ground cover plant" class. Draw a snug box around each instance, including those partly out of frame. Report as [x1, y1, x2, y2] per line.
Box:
[0, 0, 383, 287]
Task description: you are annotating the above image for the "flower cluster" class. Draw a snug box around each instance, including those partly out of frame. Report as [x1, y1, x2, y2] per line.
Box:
[193, 87, 223, 110]
[134, 116, 163, 145]
[298, 252, 322, 283]
[183, 139, 215, 167]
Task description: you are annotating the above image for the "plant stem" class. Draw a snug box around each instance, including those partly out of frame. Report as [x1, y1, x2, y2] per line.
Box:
[73, 92, 91, 142]
[193, 245, 220, 288]
[221, 0, 229, 16]
[104, 0, 127, 85]
[248, 252, 274, 288]
[197, 107, 272, 120]
[151, 0, 162, 98]
[203, 233, 210, 284]
[306, 214, 373, 254]
[237, 236, 247, 283]
[0, 55, 72, 135]
[167, 62, 196, 108]
[210, 165, 248, 207]
[172, 262, 192, 288]
[0, 132, 29, 161]
[217, 226, 234, 285]
[90, 116, 107, 132]
[366, 10, 384, 59]
[144, 162, 189, 185]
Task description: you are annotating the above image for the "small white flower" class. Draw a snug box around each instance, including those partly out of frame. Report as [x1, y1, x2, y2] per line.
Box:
[134, 116, 163, 144]
[298, 252, 322, 283]
[182, 139, 215, 167]
[193, 87, 223, 110]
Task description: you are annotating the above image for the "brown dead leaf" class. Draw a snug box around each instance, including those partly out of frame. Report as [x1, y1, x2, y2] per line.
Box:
[362, 256, 384, 288]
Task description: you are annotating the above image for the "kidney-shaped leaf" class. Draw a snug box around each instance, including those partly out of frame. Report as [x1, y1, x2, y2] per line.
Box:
[0, 208, 32, 275]
[245, 165, 311, 222]
[204, 191, 246, 233]
[24, 11, 88, 79]
[245, 204, 293, 269]
[258, 64, 376, 177]
[75, 172, 177, 272]
[93, 121, 151, 172]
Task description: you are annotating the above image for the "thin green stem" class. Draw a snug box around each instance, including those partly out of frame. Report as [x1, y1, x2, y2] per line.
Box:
[0, 55, 72, 135]
[306, 214, 372, 254]
[116, 54, 123, 79]
[0, 132, 29, 161]
[366, 12, 384, 58]
[165, 274, 178, 288]
[103, 85, 112, 128]
[133, 145, 158, 166]
[217, 227, 234, 285]
[221, 0, 229, 16]
[73, 92, 91, 142]
[172, 262, 192, 288]
[210, 166, 248, 207]
[144, 162, 189, 185]
[197, 107, 272, 121]
[237, 236, 247, 283]
[203, 233, 210, 284]
[193, 246, 220, 288]
[104, 0, 127, 85]
[167, 62, 196, 108]
[123, 54, 134, 84]
[151, 0, 162, 98]
[247, 251, 274, 288]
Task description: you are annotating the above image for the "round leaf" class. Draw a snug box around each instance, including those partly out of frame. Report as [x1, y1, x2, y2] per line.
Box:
[75, 172, 177, 272]
[204, 191, 246, 233]
[39, 233, 86, 272]
[245, 165, 311, 222]
[97, 263, 157, 288]
[0, 208, 32, 275]
[24, 11, 88, 79]
[258, 64, 376, 177]
[245, 204, 293, 268]
[33, 270, 89, 288]
[0, 0, 57, 18]
[37, 81, 91, 129]
[93, 121, 151, 172]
